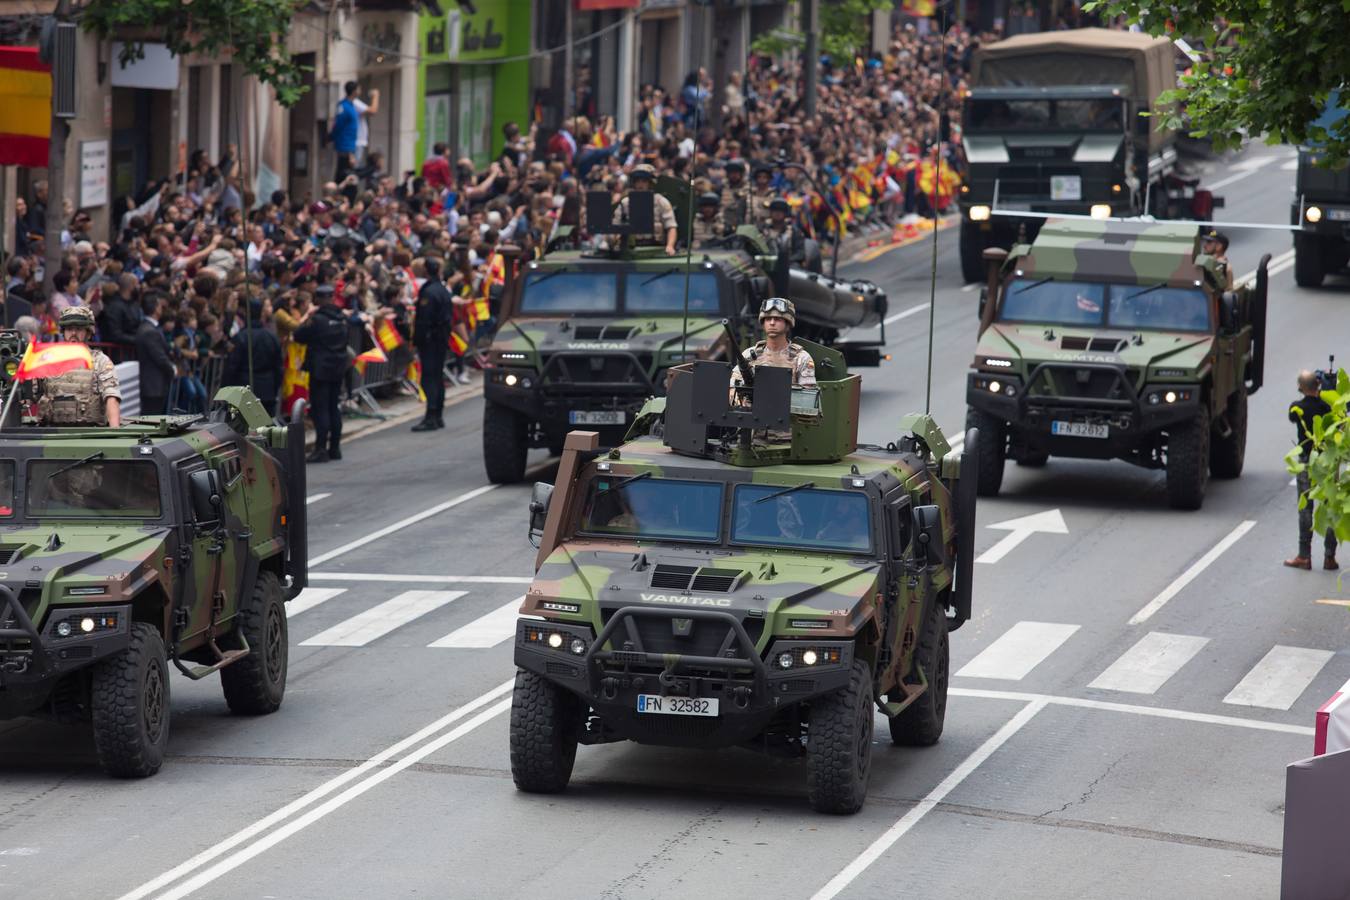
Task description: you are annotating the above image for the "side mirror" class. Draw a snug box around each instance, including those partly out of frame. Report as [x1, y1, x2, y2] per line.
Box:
[912, 504, 946, 566]
[528, 482, 554, 547]
[978, 286, 988, 321]
[1220, 291, 1239, 331]
[188, 469, 224, 525]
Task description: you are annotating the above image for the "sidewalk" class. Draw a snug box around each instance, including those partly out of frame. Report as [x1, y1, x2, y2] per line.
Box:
[302, 377, 484, 450]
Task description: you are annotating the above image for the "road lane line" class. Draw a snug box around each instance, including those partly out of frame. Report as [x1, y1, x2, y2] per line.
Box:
[285, 588, 347, 617]
[955, 621, 1079, 681]
[298, 590, 466, 647]
[810, 700, 1046, 900]
[961, 282, 980, 292]
[883, 302, 931, 325]
[428, 597, 524, 648]
[1128, 521, 1256, 624]
[1207, 156, 1277, 190]
[309, 572, 533, 584]
[305, 492, 331, 505]
[1281, 158, 1299, 171]
[1088, 632, 1210, 694]
[1223, 645, 1334, 710]
[1266, 256, 1296, 278]
[309, 484, 498, 566]
[1236, 248, 1294, 285]
[116, 679, 515, 900]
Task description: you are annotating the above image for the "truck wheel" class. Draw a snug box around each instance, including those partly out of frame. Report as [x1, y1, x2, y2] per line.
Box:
[1294, 234, 1325, 288]
[959, 220, 986, 284]
[806, 660, 874, 814]
[888, 595, 949, 747]
[90, 623, 170, 778]
[509, 668, 581, 793]
[220, 571, 288, 715]
[483, 401, 528, 484]
[966, 408, 1006, 496]
[1166, 406, 1211, 510]
[1209, 384, 1247, 479]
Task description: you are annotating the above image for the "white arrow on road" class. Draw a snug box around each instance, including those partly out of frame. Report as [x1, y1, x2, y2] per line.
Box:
[976, 508, 1068, 564]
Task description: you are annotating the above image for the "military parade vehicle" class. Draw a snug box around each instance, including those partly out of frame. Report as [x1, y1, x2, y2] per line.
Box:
[0, 333, 307, 777]
[481, 182, 887, 484]
[508, 336, 977, 813]
[1291, 91, 1350, 287]
[959, 29, 1220, 283]
[965, 219, 1269, 510]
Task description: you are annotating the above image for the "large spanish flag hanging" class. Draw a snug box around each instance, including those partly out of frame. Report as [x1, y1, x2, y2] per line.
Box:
[0, 46, 51, 168]
[14, 341, 92, 381]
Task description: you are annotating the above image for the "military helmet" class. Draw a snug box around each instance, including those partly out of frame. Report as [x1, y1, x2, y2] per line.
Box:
[769, 197, 791, 213]
[630, 163, 657, 182]
[698, 191, 721, 208]
[58, 305, 96, 330]
[759, 296, 795, 326]
[752, 160, 774, 177]
[725, 159, 746, 174]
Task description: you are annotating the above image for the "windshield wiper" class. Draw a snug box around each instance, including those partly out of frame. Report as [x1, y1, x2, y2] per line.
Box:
[46, 452, 104, 481]
[527, 267, 571, 287]
[596, 471, 652, 497]
[640, 267, 680, 287]
[755, 481, 815, 504]
[1014, 276, 1055, 294]
[1121, 282, 1166, 301]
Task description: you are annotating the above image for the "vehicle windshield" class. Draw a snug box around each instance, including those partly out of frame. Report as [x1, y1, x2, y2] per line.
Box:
[999, 279, 1210, 332]
[581, 476, 723, 542]
[0, 460, 12, 517]
[519, 272, 619, 314]
[26, 459, 162, 518]
[624, 272, 720, 314]
[731, 484, 872, 553]
[967, 97, 1125, 131]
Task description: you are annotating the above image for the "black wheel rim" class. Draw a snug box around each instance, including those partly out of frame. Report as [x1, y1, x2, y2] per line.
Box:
[265, 603, 285, 684]
[143, 659, 166, 744]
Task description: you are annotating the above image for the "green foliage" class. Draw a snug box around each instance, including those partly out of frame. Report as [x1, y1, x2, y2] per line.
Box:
[82, 0, 308, 107]
[1285, 369, 1350, 556]
[752, 0, 894, 63]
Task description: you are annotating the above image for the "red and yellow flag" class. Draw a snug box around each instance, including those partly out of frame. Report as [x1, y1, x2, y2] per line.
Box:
[0, 46, 51, 167]
[354, 345, 387, 375]
[374, 317, 404, 352]
[405, 359, 426, 403]
[14, 341, 91, 381]
[281, 342, 309, 411]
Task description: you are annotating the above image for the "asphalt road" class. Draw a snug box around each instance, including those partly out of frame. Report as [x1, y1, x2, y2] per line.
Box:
[4, 141, 1348, 900]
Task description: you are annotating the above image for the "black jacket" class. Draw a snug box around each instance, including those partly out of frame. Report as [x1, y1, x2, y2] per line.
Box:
[294, 304, 357, 382]
[1291, 393, 1332, 459]
[413, 278, 455, 350]
[223, 326, 283, 406]
[100, 295, 141, 347]
[134, 320, 176, 399]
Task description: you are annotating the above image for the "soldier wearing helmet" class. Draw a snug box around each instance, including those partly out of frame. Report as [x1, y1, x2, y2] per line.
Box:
[692, 191, 726, 246]
[617, 163, 678, 255]
[747, 161, 777, 231]
[730, 297, 817, 390]
[764, 196, 807, 264]
[35, 306, 122, 427]
[720, 159, 751, 229]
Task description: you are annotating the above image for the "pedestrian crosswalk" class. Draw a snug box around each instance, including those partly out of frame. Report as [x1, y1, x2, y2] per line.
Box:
[288, 586, 521, 650]
[1087, 632, 1210, 694]
[427, 598, 524, 648]
[1223, 646, 1334, 710]
[955, 621, 1079, 680]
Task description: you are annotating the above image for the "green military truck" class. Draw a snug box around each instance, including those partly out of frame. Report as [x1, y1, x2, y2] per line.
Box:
[508, 344, 977, 813]
[0, 348, 307, 777]
[481, 185, 887, 484]
[1292, 91, 1350, 287]
[959, 29, 1219, 283]
[965, 219, 1269, 510]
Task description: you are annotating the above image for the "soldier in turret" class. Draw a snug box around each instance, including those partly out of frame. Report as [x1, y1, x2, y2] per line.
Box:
[35, 306, 122, 427]
[719, 159, 751, 229]
[691, 192, 727, 246]
[764, 197, 807, 264]
[617, 164, 678, 255]
[747, 162, 777, 231]
[730, 297, 817, 390]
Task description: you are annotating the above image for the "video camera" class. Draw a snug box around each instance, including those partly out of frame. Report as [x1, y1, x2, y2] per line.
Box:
[1314, 355, 1337, 391]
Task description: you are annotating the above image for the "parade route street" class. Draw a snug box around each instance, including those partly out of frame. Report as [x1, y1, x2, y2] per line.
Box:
[3, 142, 1349, 899]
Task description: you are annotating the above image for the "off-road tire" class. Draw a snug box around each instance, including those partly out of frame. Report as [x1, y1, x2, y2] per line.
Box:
[220, 571, 288, 715]
[509, 668, 581, 793]
[888, 597, 950, 747]
[90, 623, 170, 778]
[966, 408, 1006, 496]
[806, 660, 874, 815]
[959, 220, 986, 285]
[1209, 383, 1247, 480]
[1294, 233, 1325, 288]
[483, 401, 529, 484]
[1166, 405, 1211, 510]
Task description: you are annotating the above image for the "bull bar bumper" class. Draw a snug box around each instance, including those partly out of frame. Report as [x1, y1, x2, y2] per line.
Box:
[0, 584, 132, 692]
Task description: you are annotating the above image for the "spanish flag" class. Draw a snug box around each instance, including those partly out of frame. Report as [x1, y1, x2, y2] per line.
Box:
[354, 345, 387, 375]
[0, 46, 51, 168]
[281, 342, 309, 410]
[405, 359, 426, 403]
[374, 317, 404, 352]
[14, 341, 92, 381]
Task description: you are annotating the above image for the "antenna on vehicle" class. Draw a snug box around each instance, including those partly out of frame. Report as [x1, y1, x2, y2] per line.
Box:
[678, 14, 709, 362]
[924, 1, 951, 415]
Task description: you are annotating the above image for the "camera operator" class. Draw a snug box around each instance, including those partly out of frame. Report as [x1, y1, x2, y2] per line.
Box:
[1285, 370, 1338, 570]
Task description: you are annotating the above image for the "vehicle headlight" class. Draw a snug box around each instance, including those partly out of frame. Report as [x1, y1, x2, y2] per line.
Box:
[569, 637, 586, 656]
[982, 357, 1014, 369]
[1089, 204, 1112, 220]
[802, 649, 819, 666]
[80, 617, 96, 634]
[1164, 390, 1177, 404]
[777, 652, 794, 669]
[56, 620, 72, 637]
[969, 205, 991, 222]
[1306, 205, 1323, 223]
[988, 380, 1002, 394]
[499, 352, 529, 362]
[504, 373, 518, 387]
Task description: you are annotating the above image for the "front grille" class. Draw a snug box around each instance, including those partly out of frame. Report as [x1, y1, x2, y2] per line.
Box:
[540, 353, 653, 392]
[0, 545, 23, 565]
[650, 564, 697, 590]
[546, 661, 579, 677]
[1060, 336, 1125, 353]
[1027, 365, 1132, 402]
[573, 325, 640, 341]
[993, 164, 1082, 198]
[691, 568, 744, 592]
[605, 610, 762, 660]
[783, 679, 817, 693]
[623, 712, 722, 740]
[649, 564, 745, 593]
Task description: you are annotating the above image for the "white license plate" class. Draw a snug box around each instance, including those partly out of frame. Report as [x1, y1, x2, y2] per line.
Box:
[569, 410, 626, 425]
[636, 694, 719, 717]
[1328, 208, 1350, 222]
[1051, 420, 1108, 439]
[1050, 176, 1082, 201]
[999, 202, 1031, 211]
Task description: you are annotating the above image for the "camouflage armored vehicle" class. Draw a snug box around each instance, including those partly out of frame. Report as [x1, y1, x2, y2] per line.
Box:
[0, 351, 307, 777]
[508, 340, 977, 813]
[1291, 91, 1350, 287]
[965, 219, 1269, 510]
[481, 184, 887, 484]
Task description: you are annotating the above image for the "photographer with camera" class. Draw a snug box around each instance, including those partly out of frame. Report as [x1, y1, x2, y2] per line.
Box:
[1286, 367, 1338, 571]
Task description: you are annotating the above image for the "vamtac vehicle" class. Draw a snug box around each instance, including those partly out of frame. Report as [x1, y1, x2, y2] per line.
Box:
[965, 219, 1268, 510]
[508, 341, 977, 813]
[481, 186, 887, 484]
[0, 352, 307, 777]
[1291, 90, 1350, 287]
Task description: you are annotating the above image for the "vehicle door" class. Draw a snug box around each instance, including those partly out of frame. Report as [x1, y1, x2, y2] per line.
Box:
[178, 443, 250, 640]
[881, 488, 915, 680]
[1212, 290, 1239, 407]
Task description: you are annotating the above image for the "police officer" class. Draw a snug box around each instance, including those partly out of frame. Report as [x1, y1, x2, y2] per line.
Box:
[618, 164, 678, 255]
[1286, 370, 1338, 570]
[36, 306, 121, 427]
[720, 159, 751, 229]
[1202, 229, 1234, 289]
[692, 192, 726, 246]
[730, 297, 817, 390]
[294, 284, 364, 463]
[764, 197, 807, 263]
[412, 257, 455, 432]
[748, 162, 777, 231]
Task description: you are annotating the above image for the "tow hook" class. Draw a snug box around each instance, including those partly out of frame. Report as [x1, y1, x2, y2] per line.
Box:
[733, 686, 751, 709]
[659, 667, 678, 687]
[601, 676, 619, 701]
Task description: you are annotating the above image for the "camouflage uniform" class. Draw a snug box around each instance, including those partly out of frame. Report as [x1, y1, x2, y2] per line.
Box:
[732, 340, 818, 388]
[747, 187, 776, 230]
[618, 192, 678, 246]
[692, 210, 726, 245]
[720, 182, 751, 229]
[37, 350, 121, 425]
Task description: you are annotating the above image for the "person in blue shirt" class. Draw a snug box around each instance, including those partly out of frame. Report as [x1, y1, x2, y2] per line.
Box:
[330, 81, 379, 182]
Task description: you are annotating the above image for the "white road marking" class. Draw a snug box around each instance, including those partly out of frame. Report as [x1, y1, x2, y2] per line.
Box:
[119, 681, 516, 900]
[975, 508, 1068, 565]
[1281, 158, 1300, 171]
[298, 590, 466, 647]
[961, 281, 980, 292]
[305, 492, 331, 505]
[955, 621, 1080, 680]
[1223, 645, 1334, 710]
[1128, 521, 1256, 624]
[883, 302, 931, 325]
[1088, 632, 1210, 694]
[309, 572, 533, 584]
[309, 484, 498, 566]
[1267, 256, 1296, 278]
[1207, 155, 1277, 190]
[1236, 248, 1294, 285]
[428, 597, 524, 648]
[285, 588, 347, 617]
[810, 700, 1046, 900]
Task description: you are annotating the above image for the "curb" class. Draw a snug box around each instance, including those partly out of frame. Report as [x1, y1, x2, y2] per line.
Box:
[302, 380, 484, 450]
[846, 215, 959, 265]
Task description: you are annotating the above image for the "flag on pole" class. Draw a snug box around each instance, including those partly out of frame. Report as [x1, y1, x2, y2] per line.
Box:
[0, 46, 52, 167]
[13, 341, 92, 381]
[281, 342, 310, 411]
[406, 359, 426, 403]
